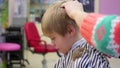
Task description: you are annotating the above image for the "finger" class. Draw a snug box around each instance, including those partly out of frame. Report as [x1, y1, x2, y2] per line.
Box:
[60, 0, 79, 9]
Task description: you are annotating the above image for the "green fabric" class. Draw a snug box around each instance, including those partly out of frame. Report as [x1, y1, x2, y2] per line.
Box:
[94, 15, 117, 56]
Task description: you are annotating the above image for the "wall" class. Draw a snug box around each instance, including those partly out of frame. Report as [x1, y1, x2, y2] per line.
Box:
[9, 0, 28, 27]
[99, 0, 120, 15]
[9, 0, 14, 26]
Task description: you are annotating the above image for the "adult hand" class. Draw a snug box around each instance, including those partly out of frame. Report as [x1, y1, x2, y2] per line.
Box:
[61, 0, 84, 20]
[61, 0, 87, 27]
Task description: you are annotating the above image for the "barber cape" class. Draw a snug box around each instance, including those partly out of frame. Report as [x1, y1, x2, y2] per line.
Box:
[54, 39, 110, 68]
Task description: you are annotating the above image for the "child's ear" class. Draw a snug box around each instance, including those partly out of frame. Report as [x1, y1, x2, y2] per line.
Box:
[67, 25, 76, 35]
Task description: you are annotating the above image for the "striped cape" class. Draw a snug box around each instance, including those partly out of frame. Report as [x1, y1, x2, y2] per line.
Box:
[54, 39, 110, 68]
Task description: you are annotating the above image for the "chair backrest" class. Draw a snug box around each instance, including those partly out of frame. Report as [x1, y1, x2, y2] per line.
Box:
[24, 22, 41, 47]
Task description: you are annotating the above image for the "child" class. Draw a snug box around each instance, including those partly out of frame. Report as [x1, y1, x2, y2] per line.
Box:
[41, 1, 110, 68]
[61, 1, 120, 58]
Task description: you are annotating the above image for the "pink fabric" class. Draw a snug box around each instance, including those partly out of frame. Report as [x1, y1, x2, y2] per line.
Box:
[0, 43, 20, 51]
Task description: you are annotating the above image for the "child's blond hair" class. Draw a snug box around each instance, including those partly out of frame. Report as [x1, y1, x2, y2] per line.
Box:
[41, 1, 79, 36]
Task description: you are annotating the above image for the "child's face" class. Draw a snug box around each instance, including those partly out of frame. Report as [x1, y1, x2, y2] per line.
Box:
[48, 32, 72, 55]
